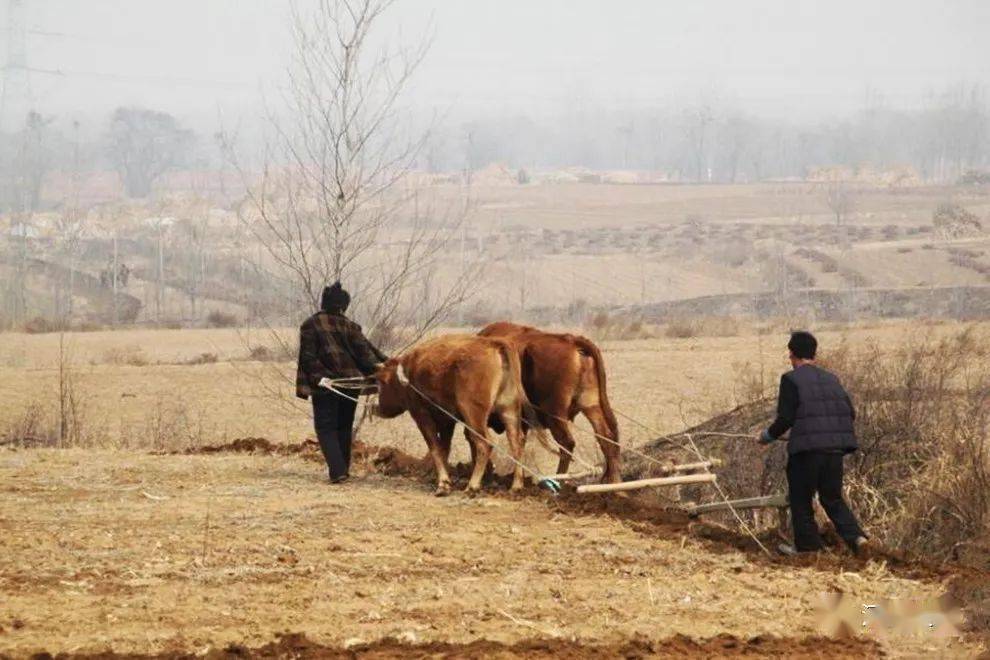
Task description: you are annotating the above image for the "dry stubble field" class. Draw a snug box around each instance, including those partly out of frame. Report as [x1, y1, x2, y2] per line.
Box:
[1, 322, 988, 657]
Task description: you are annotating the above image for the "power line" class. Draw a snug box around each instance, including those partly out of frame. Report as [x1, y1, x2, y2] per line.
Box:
[24, 66, 257, 90]
[1, 0, 33, 132]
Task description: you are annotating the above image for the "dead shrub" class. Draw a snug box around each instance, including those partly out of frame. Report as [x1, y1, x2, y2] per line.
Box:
[187, 352, 219, 365]
[0, 403, 55, 448]
[206, 310, 239, 328]
[132, 398, 213, 452]
[585, 312, 653, 340]
[837, 266, 871, 288]
[21, 317, 64, 334]
[246, 343, 295, 362]
[677, 329, 990, 566]
[100, 344, 149, 367]
[933, 202, 983, 239]
[665, 318, 700, 339]
[794, 247, 839, 273]
[664, 317, 740, 339]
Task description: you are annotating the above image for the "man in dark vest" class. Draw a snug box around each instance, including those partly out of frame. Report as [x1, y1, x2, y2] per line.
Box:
[759, 331, 869, 556]
[296, 282, 388, 483]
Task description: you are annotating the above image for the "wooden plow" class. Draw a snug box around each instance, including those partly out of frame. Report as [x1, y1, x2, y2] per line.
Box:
[577, 472, 716, 494]
[684, 493, 789, 517]
[562, 460, 788, 521]
[572, 460, 722, 494]
[548, 459, 721, 484]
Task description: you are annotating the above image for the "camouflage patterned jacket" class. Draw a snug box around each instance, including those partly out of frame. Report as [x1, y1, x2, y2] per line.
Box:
[295, 312, 388, 399]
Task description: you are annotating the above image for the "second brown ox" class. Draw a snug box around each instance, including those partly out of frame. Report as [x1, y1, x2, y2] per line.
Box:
[479, 322, 621, 483]
[374, 334, 532, 495]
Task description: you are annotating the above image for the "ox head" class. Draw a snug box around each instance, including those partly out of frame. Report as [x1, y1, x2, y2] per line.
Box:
[373, 358, 408, 418]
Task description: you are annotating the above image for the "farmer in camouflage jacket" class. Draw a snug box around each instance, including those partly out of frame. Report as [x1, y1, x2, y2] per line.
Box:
[296, 282, 388, 483]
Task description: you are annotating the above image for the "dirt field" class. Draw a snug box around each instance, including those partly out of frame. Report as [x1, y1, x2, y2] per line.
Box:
[0, 448, 984, 658]
[1, 322, 989, 657]
[9, 181, 990, 327]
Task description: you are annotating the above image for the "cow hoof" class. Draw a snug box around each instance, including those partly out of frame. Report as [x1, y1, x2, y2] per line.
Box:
[434, 484, 452, 497]
[464, 485, 481, 495]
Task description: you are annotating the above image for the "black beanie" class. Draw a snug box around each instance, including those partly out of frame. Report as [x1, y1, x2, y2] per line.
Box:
[321, 281, 351, 312]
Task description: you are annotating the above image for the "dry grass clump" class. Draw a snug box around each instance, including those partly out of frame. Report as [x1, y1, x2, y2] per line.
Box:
[20, 317, 64, 334]
[794, 247, 839, 273]
[99, 344, 150, 367]
[206, 310, 240, 328]
[664, 316, 741, 339]
[131, 397, 214, 452]
[0, 403, 55, 448]
[186, 352, 219, 365]
[683, 328, 990, 566]
[585, 312, 654, 340]
[245, 342, 296, 362]
[948, 247, 990, 280]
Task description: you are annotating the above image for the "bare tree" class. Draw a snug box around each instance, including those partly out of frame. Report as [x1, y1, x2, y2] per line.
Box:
[107, 107, 195, 198]
[224, 0, 475, 349]
[824, 177, 855, 229]
[688, 104, 715, 182]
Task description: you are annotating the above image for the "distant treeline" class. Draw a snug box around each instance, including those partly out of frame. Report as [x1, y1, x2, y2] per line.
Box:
[425, 84, 990, 184]
[1, 84, 988, 216]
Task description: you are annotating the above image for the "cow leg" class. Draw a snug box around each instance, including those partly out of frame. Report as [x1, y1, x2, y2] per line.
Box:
[583, 406, 621, 484]
[499, 409, 527, 492]
[466, 436, 494, 485]
[463, 424, 493, 493]
[460, 404, 496, 493]
[411, 412, 453, 496]
[545, 413, 577, 476]
[437, 420, 455, 466]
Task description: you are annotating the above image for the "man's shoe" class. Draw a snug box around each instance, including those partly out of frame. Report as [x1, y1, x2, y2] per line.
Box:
[851, 535, 874, 558]
[330, 474, 350, 484]
[777, 543, 798, 556]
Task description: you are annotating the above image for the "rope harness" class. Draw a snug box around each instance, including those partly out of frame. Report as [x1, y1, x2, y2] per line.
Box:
[393, 365, 561, 493]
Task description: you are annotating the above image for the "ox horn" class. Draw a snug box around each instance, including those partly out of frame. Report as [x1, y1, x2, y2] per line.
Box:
[395, 363, 410, 386]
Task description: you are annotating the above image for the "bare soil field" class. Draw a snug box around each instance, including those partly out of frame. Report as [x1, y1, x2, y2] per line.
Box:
[1, 321, 988, 657]
[454, 182, 990, 312]
[8, 181, 990, 327]
[0, 448, 983, 658]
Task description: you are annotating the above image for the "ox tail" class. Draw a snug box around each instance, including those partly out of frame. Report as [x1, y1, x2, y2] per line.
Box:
[496, 340, 557, 456]
[572, 335, 620, 445]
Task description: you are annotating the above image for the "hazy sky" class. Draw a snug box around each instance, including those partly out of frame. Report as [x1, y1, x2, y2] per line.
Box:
[4, 0, 989, 132]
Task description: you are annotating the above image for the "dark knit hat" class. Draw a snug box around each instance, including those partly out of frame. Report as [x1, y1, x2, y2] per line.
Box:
[788, 331, 817, 360]
[321, 281, 351, 312]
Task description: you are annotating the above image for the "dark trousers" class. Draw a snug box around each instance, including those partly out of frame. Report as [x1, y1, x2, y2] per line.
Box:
[312, 390, 358, 480]
[786, 451, 865, 552]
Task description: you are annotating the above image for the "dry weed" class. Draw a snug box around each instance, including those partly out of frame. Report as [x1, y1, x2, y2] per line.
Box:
[99, 344, 150, 367]
[688, 327, 990, 566]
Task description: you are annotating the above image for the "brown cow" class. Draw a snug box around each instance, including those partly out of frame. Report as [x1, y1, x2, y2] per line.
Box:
[374, 334, 531, 495]
[479, 322, 621, 483]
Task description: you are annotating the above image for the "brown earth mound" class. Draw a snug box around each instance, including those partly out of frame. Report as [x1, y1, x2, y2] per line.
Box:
[18, 632, 882, 659]
[180, 438, 430, 473]
[181, 437, 320, 457]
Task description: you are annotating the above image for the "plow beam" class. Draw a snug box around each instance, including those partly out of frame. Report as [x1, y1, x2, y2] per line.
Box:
[685, 493, 789, 516]
[576, 472, 716, 494]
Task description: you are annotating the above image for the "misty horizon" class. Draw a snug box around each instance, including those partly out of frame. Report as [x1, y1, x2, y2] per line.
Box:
[2, 0, 988, 139]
